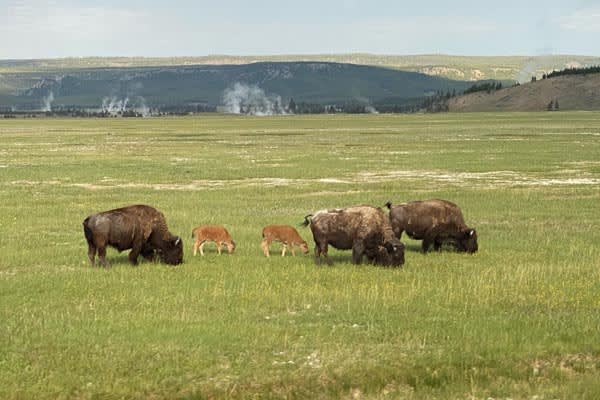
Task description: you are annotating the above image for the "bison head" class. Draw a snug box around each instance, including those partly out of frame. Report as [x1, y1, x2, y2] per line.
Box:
[157, 236, 184, 265]
[384, 239, 405, 267]
[227, 240, 237, 254]
[299, 241, 310, 255]
[458, 229, 478, 253]
[369, 239, 405, 267]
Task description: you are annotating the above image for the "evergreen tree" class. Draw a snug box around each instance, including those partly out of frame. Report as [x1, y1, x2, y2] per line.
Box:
[288, 98, 296, 113]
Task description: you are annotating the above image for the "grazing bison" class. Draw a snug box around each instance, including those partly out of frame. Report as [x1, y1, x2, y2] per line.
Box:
[261, 224, 309, 257]
[303, 205, 404, 267]
[191, 225, 236, 256]
[83, 204, 183, 267]
[386, 199, 478, 253]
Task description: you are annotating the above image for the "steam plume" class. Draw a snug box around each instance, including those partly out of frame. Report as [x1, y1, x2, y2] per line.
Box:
[101, 96, 151, 116]
[41, 91, 54, 112]
[223, 83, 288, 115]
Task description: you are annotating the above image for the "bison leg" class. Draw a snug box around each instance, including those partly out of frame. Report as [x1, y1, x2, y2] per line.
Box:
[291, 244, 296, 257]
[421, 234, 433, 253]
[281, 243, 287, 257]
[433, 239, 443, 251]
[97, 247, 110, 268]
[422, 227, 442, 253]
[87, 243, 97, 267]
[261, 239, 270, 257]
[128, 252, 139, 265]
[352, 242, 365, 265]
[421, 238, 432, 253]
[128, 243, 142, 265]
[193, 240, 201, 256]
[314, 242, 332, 265]
[199, 241, 206, 256]
[217, 242, 222, 255]
[141, 245, 155, 262]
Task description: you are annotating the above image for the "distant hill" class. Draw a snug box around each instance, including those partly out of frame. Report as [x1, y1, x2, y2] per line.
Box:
[0, 62, 479, 112]
[448, 73, 600, 112]
[2, 54, 600, 81]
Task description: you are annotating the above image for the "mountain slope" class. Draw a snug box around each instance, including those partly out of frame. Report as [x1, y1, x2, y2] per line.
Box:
[0, 62, 478, 111]
[448, 74, 600, 112]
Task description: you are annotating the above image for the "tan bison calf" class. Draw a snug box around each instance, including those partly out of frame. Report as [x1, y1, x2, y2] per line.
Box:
[261, 224, 309, 257]
[191, 225, 236, 256]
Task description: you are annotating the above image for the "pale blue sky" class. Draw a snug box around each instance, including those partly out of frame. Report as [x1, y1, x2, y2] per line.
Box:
[2, 0, 600, 59]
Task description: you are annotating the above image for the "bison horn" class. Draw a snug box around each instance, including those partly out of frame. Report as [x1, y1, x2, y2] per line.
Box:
[469, 229, 475, 237]
[175, 236, 181, 245]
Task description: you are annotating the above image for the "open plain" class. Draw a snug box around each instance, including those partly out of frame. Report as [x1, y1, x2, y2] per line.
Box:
[1, 113, 599, 399]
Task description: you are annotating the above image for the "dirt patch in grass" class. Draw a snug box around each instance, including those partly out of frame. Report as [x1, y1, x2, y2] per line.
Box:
[530, 353, 600, 378]
[353, 170, 600, 187]
[6, 167, 600, 192]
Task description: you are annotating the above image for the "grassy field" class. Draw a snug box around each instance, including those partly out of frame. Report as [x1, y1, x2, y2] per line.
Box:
[1, 113, 599, 399]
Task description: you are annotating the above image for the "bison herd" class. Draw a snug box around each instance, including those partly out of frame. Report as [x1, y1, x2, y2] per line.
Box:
[83, 199, 478, 268]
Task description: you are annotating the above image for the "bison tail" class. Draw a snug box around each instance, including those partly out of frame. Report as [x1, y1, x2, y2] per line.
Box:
[83, 217, 94, 245]
[300, 214, 313, 227]
[384, 201, 392, 210]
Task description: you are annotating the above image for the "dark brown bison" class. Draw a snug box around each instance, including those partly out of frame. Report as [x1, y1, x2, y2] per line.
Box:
[386, 199, 478, 253]
[83, 204, 183, 267]
[303, 205, 404, 267]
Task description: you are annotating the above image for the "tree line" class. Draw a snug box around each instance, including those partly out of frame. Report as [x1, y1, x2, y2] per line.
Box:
[544, 65, 600, 79]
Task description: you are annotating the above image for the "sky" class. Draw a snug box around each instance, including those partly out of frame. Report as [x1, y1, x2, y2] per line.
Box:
[2, 0, 600, 59]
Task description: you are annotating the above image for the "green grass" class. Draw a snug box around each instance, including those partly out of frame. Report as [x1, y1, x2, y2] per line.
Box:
[1, 112, 600, 399]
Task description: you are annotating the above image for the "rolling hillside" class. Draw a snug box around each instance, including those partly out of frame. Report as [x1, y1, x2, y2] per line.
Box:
[448, 73, 600, 112]
[2, 55, 599, 113]
[0, 62, 478, 112]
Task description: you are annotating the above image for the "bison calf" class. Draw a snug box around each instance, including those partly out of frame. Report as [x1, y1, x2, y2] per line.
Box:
[83, 204, 183, 267]
[303, 205, 404, 267]
[261, 224, 309, 257]
[191, 225, 236, 256]
[386, 199, 478, 253]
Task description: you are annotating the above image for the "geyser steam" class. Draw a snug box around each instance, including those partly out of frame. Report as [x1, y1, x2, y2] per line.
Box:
[101, 96, 151, 116]
[223, 83, 288, 115]
[41, 91, 54, 112]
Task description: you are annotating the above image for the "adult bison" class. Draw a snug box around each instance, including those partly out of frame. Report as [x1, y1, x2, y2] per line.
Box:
[83, 204, 183, 267]
[303, 205, 404, 267]
[386, 199, 478, 253]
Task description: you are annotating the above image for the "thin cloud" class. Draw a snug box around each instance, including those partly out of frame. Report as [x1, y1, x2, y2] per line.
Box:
[0, 0, 152, 58]
[0, 1, 598, 57]
[556, 7, 600, 32]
